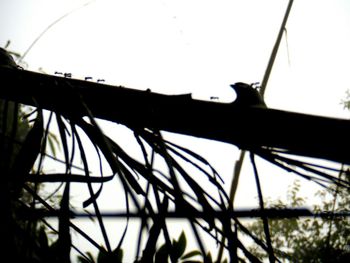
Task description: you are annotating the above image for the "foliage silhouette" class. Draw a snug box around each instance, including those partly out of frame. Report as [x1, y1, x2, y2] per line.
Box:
[1, 46, 350, 263]
[247, 179, 350, 262]
[0, 57, 240, 261]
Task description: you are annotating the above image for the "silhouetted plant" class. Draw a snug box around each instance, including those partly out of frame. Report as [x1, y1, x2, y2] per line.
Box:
[2, 44, 350, 263]
[77, 247, 124, 263]
[247, 179, 350, 262]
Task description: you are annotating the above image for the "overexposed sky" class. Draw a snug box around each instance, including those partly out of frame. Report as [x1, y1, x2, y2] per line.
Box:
[2, 0, 350, 195]
[2, 0, 350, 260]
[2, 0, 350, 115]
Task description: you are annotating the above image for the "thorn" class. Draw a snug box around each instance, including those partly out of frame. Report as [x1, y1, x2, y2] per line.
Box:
[64, 73, 72, 78]
[5, 40, 10, 49]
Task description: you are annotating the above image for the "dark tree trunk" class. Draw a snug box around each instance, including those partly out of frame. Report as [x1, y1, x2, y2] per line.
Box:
[1, 67, 349, 164]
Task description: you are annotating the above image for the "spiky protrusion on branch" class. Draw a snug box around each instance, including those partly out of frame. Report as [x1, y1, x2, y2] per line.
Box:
[0, 66, 350, 164]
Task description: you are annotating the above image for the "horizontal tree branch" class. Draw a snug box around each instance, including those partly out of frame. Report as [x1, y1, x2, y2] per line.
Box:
[1, 67, 350, 164]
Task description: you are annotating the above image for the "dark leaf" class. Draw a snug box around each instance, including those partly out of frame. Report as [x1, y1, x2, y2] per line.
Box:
[142, 197, 169, 262]
[73, 123, 111, 252]
[205, 252, 213, 263]
[155, 244, 169, 263]
[77, 251, 96, 263]
[56, 114, 71, 172]
[26, 173, 114, 183]
[11, 109, 43, 195]
[38, 226, 49, 250]
[171, 231, 187, 261]
[58, 183, 71, 262]
[181, 250, 201, 260]
[97, 247, 123, 263]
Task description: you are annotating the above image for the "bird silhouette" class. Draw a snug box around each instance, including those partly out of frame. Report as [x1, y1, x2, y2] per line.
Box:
[0, 48, 17, 69]
[230, 82, 266, 108]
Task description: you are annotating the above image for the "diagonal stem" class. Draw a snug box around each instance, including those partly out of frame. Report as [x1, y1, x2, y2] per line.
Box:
[250, 153, 275, 263]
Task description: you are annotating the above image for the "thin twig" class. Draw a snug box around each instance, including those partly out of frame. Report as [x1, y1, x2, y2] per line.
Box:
[18, 1, 95, 63]
[250, 153, 276, 262]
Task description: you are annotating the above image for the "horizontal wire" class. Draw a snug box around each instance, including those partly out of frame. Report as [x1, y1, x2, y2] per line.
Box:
[20, 208, 350, 219]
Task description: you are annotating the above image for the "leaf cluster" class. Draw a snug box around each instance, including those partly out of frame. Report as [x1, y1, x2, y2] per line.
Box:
[0, 84, 236, 262]
[247, 179, 350, 262]
[154, 231, 202, 263]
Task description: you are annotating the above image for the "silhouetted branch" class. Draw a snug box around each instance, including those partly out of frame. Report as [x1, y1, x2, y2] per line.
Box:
[1, 67, 350, 164]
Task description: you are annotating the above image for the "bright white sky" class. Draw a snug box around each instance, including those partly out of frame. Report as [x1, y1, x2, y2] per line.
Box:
[1, 0, 350, 261]
[2, 0, 350, 118]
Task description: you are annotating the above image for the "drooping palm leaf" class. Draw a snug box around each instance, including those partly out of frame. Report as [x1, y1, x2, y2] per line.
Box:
[3, 66, 349, 262]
